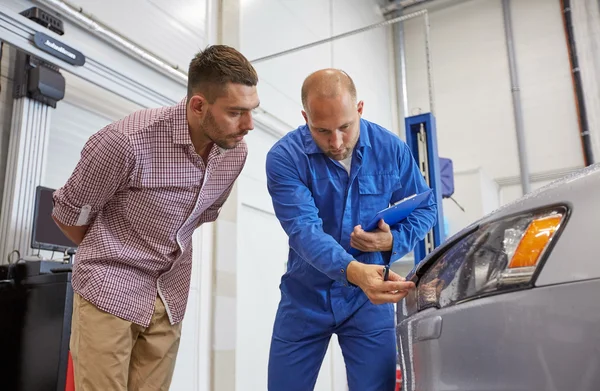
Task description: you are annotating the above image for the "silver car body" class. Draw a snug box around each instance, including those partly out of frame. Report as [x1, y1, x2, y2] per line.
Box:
[397, 164, 600, 391]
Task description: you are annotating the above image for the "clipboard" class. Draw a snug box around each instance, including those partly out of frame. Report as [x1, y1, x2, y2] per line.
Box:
[349, 189, 433, 256]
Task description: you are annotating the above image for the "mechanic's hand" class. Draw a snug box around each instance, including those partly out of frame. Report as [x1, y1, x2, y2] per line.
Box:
[346, 261, 415, 304]
[350, 219, 393, 252]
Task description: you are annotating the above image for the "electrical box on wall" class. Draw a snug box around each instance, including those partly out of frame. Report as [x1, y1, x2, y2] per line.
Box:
[13, 52, 65, 108]
[28, 64, 66, 105]
[20, 7, 64, 36]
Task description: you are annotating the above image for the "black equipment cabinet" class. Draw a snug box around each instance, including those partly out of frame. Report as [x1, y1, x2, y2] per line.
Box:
[0, 269, 73, 391]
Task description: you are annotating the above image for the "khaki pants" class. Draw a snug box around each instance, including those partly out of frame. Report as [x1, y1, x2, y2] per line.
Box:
[70, 293, 182, 391]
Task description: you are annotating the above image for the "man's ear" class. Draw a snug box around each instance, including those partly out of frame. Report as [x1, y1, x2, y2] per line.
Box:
[301, 110, 308, 124]
[189, 94, 207, 117]
[357, 100, 364, 116]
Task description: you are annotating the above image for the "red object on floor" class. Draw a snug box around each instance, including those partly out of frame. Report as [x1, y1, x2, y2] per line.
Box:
[395, 365, 402, 391]
[65, 351, 75, 391]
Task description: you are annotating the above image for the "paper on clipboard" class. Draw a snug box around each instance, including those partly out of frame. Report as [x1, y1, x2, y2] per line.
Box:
[349, 189, 433, 256]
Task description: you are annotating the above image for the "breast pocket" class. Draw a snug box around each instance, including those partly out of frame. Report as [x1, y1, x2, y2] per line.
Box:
[358, 174, 402, 228]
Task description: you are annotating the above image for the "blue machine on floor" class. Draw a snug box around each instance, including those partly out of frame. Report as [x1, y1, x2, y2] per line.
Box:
[404, 113, 452, 264]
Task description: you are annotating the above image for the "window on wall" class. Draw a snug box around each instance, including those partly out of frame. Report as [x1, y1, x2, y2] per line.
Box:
[43, 72, 144, 190]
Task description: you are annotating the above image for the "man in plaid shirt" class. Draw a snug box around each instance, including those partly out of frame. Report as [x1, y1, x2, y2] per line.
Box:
[52, 45, 259, 390]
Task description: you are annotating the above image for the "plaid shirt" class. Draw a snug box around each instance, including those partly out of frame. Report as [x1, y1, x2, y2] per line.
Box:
[52, 98, 247, 327]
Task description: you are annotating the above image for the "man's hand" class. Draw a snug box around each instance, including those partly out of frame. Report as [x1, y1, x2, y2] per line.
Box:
[346, 261, 415, 304]
[350, 219, 393, 252]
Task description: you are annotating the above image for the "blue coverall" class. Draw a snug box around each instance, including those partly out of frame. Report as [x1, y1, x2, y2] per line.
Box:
[266, 118, 437, 391]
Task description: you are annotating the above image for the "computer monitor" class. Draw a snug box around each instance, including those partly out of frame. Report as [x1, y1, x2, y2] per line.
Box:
[31, 186, 77, 254]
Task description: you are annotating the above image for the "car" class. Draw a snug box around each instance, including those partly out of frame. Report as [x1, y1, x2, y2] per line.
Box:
[396, 163, 600, 391]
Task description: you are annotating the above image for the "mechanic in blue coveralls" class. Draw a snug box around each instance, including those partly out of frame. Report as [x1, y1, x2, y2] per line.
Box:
[265, 68, 438, 391]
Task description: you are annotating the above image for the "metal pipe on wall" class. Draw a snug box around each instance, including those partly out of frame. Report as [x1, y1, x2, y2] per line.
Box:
[249, 8, 435, 118]
[501, 0, 531, 195]
[423, 11, 435, 115]
[391, 9, 409, 136]
[396, 18, 409, 117]
[250, 9, 427, 63]
[382, 0, 433, 14]
[560, 0, 595, 166]
[34, 0, 188, 84]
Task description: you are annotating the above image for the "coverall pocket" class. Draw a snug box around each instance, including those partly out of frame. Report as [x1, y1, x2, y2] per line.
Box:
[273, 312, 308, 342]
[357, 174, 402, 226]
[347, 301, 394, 334]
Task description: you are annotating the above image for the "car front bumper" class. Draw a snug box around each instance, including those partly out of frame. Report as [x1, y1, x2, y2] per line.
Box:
[397, 278, 600, 391]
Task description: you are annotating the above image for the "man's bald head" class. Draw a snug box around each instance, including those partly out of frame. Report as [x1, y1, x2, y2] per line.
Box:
[300, 69, 363, 161]
[301, 69, 357, 112]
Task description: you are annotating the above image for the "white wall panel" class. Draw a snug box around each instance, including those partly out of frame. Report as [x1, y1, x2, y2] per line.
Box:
[442, 168, 499, 237]
[242, 0, 332, 60]
[236, 204, 288, 391]
[171, 289, 200, 391]
[242, 129, 280, 183]
[404, 0, 517, 178]
[214, 296, 237, 351]
[332, 0, 395, 131]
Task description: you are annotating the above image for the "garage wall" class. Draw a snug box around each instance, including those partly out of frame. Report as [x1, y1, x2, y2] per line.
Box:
[404, 0, 584, 180]
[399, 0, 588, 232]
[442, 168, 499, 237]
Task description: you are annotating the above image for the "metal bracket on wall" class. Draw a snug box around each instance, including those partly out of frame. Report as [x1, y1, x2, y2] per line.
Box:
[405, 113, 445, 264]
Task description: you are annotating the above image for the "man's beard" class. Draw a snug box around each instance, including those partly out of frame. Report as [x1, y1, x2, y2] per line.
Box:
[202, 111, 247, 150]
[326, 131, 359, 160]
[326, 147, 351, 160]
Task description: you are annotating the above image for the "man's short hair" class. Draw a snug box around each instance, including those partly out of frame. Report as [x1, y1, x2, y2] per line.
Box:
[187, 45, 258, 103]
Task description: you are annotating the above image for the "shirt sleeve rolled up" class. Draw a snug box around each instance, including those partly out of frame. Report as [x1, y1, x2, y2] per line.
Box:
[52, 126, 135, 227]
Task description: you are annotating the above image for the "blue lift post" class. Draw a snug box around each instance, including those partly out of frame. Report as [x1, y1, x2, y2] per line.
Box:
[405, 113, 445, 264]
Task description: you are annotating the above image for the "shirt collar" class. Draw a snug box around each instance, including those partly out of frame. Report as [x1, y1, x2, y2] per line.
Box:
[172, 97, 191, 145]
[303, 117, 371, 154]
[172, 97, 226, 155]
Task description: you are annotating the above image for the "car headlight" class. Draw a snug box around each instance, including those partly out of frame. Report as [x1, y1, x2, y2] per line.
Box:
[416, 206, 568, 310]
